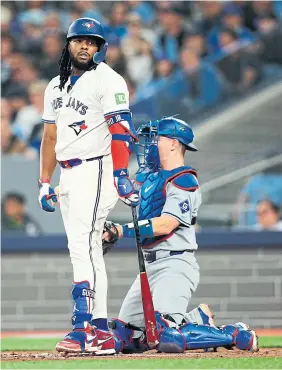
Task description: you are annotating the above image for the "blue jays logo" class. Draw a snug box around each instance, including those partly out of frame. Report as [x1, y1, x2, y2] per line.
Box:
[82, 22, 95, 30]
[68, 120, 88, 136]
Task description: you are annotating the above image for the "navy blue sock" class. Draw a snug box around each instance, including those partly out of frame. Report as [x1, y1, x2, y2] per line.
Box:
[91, 318, 109, 331]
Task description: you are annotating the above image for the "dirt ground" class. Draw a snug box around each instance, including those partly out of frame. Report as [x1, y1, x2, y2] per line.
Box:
[2, 348, 282, 362]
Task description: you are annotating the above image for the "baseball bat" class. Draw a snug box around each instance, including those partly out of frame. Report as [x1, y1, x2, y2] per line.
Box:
[131, 206, 159, 348]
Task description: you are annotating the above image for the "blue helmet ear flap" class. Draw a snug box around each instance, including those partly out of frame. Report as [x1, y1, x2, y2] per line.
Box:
[66, 18, 108, 65]
[93, 42, 108, 64]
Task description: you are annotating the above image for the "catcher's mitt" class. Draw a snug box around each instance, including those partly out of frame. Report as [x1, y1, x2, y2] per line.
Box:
[102, 221, 119, 255]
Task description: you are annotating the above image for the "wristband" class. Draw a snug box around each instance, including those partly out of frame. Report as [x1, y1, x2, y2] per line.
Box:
[114, 168, 128, 177]
[39, 178, 50, 184]
[122, 219, 154, 238]
[38, 178, 50, 188]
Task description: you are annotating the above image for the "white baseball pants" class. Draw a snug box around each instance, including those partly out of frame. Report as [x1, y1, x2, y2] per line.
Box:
[59, 154, 118, 318]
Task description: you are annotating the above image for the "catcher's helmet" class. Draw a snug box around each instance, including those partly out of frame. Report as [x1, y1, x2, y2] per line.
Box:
[67, 17, 108, 64]
[157, 117, 197, 152]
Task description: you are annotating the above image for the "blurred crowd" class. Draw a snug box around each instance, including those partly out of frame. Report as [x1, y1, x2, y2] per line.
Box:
[2, 0, 282, 157]
[233, 165, 282, 229]
[1, 192, 42, 236]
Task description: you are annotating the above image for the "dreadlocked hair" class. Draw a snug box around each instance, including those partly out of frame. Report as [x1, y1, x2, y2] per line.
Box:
[58, 44, 72, 91]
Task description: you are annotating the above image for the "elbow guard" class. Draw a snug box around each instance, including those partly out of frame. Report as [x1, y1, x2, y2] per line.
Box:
[105, 111, 138, 143]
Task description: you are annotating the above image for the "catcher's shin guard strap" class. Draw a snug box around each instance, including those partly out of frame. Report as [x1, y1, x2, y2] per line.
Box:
[122, 219, 154, 238]
[110, 319, 148, 353]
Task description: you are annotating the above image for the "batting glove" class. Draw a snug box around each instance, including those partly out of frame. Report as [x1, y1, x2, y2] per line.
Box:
[114, 169, 139, 207]
[38, 178, 58, 212]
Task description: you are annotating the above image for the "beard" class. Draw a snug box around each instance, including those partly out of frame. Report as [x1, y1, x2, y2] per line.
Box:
[69, 51, 95, 71]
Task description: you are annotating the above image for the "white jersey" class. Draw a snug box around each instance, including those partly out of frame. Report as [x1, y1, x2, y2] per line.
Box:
[42, 63, 130, 161]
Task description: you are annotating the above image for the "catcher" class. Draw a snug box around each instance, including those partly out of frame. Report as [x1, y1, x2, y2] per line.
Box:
[102, 117, 258, 353]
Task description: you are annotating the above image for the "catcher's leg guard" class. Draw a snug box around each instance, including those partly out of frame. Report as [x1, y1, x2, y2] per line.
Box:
[155, 312, 186, 353]
[179, 323, 233, 350]
[109, 319, 148, 353]
[236, 330, 258, 351]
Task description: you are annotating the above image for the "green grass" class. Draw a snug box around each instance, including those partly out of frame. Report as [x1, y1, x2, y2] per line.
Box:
[2, 336, 281, 352]
[1, 358, 282, 369]
[1, 338, 58, 351]
[261, 336, 282, 348]
[1, 336, 282, 369]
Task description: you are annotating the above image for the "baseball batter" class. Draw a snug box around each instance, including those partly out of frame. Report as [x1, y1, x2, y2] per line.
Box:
[103, 117, 258, 353]
[38, 17, 138, 355]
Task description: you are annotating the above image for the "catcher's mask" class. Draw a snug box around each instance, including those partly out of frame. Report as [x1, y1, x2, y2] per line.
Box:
[136, 116, 197, 172]
[136, 120, 160, 172]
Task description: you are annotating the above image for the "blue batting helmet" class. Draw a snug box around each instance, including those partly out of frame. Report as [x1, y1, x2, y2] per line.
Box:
[67, 17, 108, 64]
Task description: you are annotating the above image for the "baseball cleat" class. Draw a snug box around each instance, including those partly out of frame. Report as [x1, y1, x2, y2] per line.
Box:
[247, 330, 259, 352]
[92, 329, 116, 355]
[234, 322, 249, 331]
[198, 304, 216, 327]
[56, 325, 98, 353]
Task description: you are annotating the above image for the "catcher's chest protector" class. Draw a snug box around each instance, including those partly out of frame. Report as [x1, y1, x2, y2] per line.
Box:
[139, 166, 197, 248]
[139, 166, 196, 220]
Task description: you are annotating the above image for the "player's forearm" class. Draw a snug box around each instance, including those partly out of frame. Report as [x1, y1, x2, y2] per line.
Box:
[109, 123, 131, 170]
[111, 140, 130, 170]
[40, 133, 57, 181]
[151, 216, 179, 235]
[117, 215, 179, 239]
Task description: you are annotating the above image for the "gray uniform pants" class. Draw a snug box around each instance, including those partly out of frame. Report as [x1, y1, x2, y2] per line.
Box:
[118, 250, 200, 328]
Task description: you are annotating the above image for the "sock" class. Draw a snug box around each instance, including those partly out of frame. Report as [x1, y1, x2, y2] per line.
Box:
[92, 318, 109, 331]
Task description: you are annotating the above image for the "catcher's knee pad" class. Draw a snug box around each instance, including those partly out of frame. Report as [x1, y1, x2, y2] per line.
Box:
[109, 319, 148, 353]
[179, 323, 233, 350]
[155, 312, 186, 353]
[158, 328, 186, 353]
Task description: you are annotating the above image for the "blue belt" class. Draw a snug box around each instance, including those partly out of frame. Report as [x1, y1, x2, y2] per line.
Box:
[143, 250, 194, 264]
[58, 156, 103, 169]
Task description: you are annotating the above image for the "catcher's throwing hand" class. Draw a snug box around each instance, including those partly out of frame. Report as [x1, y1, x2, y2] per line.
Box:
[102, 221, 122, 255]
